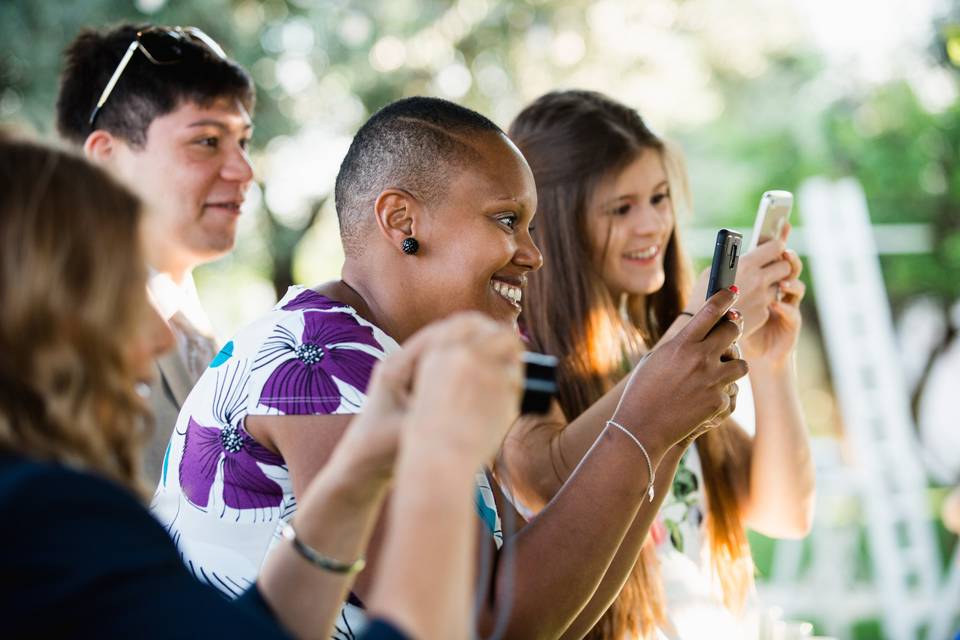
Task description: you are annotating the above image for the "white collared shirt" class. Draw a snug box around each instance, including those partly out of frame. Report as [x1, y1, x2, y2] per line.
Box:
[147, 270, 218, 378]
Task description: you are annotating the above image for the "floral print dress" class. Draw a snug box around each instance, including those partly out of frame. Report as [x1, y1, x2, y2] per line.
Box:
[151, 286, 503, 639]
[654, 447, 744, 639]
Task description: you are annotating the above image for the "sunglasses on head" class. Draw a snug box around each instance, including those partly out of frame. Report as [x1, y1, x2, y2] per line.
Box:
[88, 26, 227, 132]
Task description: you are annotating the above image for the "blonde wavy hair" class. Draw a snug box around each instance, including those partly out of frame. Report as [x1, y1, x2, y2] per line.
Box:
[0, 137, 151, 496]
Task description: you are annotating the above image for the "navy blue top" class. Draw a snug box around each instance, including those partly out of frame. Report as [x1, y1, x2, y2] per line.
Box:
[0, 454, 288, 638]
[0, 454, 412, 639]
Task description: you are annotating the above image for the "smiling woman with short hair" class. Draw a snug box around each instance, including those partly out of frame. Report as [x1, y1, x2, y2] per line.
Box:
[153, 96, 750, 639]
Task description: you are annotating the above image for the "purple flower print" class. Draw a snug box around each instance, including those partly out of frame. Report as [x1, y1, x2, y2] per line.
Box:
[255, 310, 382, 415]
[179, 361, 285, 511]
[180, 419, 285, 510]
[281, 288, 342, 312]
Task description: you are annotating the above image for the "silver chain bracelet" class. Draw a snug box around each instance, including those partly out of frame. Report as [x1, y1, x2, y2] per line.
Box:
[605, 419, 656, 503]
[280, 521, 367, 575]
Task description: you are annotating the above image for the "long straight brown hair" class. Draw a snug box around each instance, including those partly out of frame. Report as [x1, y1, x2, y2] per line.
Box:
[0, 137, 151, 496]
[509, 91, 753, 639]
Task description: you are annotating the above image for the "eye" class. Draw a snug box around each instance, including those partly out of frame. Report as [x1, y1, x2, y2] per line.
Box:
[496, 213, 519, 230]
[239, 137, 252, 151]
[197, 136, 220, 149]
[610, 203, 632, 216]
[651, 191, 671, 206]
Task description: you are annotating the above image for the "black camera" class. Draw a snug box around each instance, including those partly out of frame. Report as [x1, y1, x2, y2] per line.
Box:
[520, 351, 558, 414]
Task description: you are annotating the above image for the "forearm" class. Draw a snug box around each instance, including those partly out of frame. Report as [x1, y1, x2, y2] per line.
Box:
[559, 444, 686, 639]
[258, 443, 390, 640]
[540, 314, 694, 497]
[488, 425, 670, 639]
[743, 361, 815, 537]
[511, 374, 637, 508]
[366, 446, 478, 640]
[505, 319, 698, 510]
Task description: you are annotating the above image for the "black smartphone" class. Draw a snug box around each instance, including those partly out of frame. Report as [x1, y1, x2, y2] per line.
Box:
[520, 351, 558, 414]
[706, 229, 742, 299]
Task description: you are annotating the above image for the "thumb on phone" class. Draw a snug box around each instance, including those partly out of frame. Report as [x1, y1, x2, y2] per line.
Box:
[681, 287, 739, 342]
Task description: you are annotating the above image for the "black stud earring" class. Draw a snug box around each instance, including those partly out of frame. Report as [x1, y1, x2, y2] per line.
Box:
[401, 237, 420, 255]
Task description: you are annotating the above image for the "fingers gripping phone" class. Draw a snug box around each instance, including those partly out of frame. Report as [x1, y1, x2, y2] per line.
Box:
[706, 229, 742, 299]
[748, 190, 793, 250]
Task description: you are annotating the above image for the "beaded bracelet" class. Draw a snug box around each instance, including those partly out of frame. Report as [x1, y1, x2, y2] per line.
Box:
[281, 522, 366, 575]
[605, 420, 656, 503]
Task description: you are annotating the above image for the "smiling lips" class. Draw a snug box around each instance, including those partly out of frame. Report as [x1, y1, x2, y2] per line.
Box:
[623, 245, 660, 263]
[204, 200, 243, 215]
[491, 279, 522, 308]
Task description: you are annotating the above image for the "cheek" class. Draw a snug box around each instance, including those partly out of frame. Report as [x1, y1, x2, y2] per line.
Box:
[173, 158, 219, 200]
[585, 220, 612, 268]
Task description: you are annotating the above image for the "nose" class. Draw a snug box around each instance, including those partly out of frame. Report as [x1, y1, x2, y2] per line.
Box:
[515, 229, 544, 273]
[632, 202, 671, 237]
[221, 143, 254, 184]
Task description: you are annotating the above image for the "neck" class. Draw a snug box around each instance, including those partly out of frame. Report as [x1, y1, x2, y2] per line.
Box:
[141, 228, 194, 286]
[147, 252, 192, 286]
[339, 260, 424, 344]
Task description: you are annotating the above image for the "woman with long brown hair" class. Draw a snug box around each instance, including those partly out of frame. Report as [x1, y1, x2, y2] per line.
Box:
[503, 90, 815, 638]
[0, 136, 528, 639]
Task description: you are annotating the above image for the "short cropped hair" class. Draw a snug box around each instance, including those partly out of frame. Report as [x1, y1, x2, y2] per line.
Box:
[56, 24, 255, 147]
[334, 96, 503, 255]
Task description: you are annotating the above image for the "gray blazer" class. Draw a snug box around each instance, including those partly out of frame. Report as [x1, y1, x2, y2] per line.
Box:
[142, 345, 204, 487]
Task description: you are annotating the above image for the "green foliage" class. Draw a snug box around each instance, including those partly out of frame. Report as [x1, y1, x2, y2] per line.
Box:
[1, 0, 958, 321]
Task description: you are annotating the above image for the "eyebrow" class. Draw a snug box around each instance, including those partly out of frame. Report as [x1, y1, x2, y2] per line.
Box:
[490, 195, 531, 214]
[187, 119, 253, 132]
[599, 180, 670, 208]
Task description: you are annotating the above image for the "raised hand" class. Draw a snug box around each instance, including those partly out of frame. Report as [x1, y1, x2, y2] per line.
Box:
[690, 226, 793, 338]
[740, 242, 804, 370]
[615, 287, 749, 454]
[402, 312, 525, 463]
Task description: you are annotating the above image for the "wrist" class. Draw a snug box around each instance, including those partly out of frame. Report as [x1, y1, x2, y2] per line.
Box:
[294, 464, 389, 546]
[400, 413, 495, 465]
[605, 419, 659, 502]
[321, 445, 394, 503]
[662, 441, 689, 467]
[609, 417, 670, 470]
[747, 352, 797, 381]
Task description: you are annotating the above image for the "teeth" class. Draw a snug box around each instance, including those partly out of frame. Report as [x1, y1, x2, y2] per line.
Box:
[492, 280, 522, 305]
[626, 246, 658, 260]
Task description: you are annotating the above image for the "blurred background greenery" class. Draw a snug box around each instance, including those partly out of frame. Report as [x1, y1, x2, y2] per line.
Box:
[2, 0, 959, 637]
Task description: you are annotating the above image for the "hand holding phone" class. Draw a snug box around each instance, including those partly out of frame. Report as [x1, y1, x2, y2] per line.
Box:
[706, 229, 743, 299]
[748, 190, 792, 250]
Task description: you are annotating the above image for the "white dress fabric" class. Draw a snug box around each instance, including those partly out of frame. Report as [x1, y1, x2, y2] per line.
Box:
[152, 286, 503, 639]
[655, 446, 747, 639]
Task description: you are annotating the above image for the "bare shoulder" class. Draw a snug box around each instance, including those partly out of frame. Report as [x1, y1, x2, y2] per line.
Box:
[246, 413, 355, 496]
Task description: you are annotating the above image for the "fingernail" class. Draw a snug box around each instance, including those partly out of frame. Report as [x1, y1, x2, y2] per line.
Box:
[729, 309, 741, 320]
[729, 285, 739, 294]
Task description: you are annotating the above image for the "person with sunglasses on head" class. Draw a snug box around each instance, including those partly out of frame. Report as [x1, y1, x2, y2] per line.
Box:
[0, 136, 525, 639]
[56, 24, 256, 485]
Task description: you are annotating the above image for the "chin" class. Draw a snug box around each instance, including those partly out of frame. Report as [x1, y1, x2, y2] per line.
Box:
[624, 276, 666, 297]
[203, 234, 237, 257]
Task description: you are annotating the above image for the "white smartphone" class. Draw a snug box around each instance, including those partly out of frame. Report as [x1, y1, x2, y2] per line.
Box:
[748, 190, 793, 250]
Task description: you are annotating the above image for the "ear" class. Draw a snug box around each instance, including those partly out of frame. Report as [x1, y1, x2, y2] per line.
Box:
[83, 129, 118, 166]
[373, 188, 421, 253]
